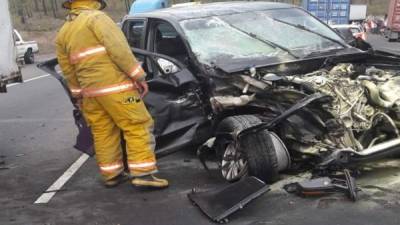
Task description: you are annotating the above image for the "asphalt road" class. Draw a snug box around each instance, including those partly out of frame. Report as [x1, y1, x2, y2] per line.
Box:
[1, 36, 400, 225]
[367, 34, 400, 54]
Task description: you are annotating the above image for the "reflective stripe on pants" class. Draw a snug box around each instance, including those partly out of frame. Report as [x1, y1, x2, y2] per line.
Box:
[99, 161, 124, 175]
[82, 90, 157, 180]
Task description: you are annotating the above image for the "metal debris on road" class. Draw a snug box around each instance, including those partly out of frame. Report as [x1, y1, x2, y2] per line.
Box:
[283, 169, 359, 201]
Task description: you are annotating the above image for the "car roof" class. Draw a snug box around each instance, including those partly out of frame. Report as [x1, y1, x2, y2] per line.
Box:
[126, 1, 295, 21]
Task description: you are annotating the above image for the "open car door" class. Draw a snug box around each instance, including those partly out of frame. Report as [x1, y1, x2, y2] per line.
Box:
[133, 48, 210, 156]
[37, 58, 95, 156]
[37, 49, 210, 157]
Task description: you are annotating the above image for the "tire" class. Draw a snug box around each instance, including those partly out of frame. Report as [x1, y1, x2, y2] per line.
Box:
[24, 49, 35, 64]
[216, 115, 283, 183]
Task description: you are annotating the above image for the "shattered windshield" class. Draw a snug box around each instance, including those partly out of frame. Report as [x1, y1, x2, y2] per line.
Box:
[180, 8, 347, 66]
[179, 17, 282, 65]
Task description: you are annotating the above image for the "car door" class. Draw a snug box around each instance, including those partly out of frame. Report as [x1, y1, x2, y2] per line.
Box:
[123, 18, 211, 156]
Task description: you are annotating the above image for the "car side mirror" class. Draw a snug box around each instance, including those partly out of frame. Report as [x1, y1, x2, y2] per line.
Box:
[156, 58, 180, 75]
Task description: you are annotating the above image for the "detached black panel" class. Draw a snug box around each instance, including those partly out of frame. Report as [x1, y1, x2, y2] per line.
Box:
[188, 176, 270, 223]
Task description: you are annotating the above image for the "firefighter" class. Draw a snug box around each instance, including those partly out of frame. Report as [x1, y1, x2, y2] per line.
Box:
[56, 0, 168, 188]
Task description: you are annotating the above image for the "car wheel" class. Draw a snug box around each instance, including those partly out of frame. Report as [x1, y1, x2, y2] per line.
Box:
[24, 49, 35, 64]
[216, 115, 291, 183]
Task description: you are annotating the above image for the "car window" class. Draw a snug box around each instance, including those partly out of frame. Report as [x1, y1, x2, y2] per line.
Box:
[157, 23, 178, 38]
[180, 8, 346, 65]
[222, 9, 344, 52]
[153, 22, 188, 63]
[180, 17, 278, 65]
[124, 20, 146, 49]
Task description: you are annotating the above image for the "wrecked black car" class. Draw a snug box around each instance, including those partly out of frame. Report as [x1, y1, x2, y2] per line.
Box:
[39, 2, 400, 184]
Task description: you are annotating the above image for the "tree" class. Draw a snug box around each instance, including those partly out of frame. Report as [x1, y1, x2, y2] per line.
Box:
[17, 0, 27, 24]
[33, 0, 40, 11]
[42, 0, 48, 15]
[124, 0, 132, 12]
[50, 0, 57, 18]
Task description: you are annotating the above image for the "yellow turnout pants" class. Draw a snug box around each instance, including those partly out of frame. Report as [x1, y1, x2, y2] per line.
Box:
[82, 90, 157, 181]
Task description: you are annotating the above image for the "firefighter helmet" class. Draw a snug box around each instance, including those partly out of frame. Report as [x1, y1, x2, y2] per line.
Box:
[62, 0, 107, 10]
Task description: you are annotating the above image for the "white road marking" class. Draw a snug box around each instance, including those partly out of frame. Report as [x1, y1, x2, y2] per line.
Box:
[7, 74, 51, 88]
[34, 154, 90, 204]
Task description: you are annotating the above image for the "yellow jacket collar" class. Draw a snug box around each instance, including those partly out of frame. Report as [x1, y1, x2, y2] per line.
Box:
[71, 1, 101, 10]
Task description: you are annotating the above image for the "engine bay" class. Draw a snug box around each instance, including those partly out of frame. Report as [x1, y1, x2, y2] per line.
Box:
[210, 61, 400, 164]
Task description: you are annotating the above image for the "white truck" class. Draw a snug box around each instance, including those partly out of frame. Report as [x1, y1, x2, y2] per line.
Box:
[0, 0, 23, 93]
[14, 29, 39, 64]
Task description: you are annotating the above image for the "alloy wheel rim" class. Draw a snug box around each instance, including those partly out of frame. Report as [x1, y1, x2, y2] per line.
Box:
[221, 143, 248, 181]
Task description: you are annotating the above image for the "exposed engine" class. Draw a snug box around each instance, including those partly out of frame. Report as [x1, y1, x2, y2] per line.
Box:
[210, 63, 400, 158]
[287, 64, 400, 152]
